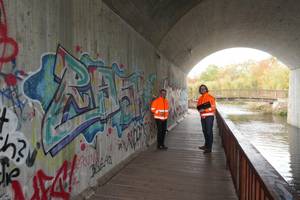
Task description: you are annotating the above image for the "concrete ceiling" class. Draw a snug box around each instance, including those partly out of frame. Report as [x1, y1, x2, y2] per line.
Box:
[103, 0, 300, 73]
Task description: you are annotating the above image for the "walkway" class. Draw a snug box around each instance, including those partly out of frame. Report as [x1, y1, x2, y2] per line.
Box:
[91, 109, 237, 199]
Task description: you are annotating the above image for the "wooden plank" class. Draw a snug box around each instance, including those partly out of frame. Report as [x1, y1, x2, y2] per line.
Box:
[90, 109, 237, 200]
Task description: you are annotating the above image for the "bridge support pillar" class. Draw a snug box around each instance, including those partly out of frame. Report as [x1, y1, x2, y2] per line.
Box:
[288, 68, 300, 128]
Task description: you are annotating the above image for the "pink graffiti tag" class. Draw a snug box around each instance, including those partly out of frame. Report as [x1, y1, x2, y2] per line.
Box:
[12, 155, 77, 200]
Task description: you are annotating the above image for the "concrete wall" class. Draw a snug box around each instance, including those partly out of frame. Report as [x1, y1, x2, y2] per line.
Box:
[0, 0, 187, 199]
[288, 68, 300, 127]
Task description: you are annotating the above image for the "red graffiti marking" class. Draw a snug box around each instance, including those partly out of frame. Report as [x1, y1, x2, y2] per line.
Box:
[75, 45, 81, 53]
[11, 180, 25, 200]
[0, 0, 19, 71]
[75, 152, 100, 170]
[88, 66, 97, 73]
[19, 70, 25, 76]
[4, 73, 17, 86]
[12, 155, 77, 200]
[80, 140, 86, 151]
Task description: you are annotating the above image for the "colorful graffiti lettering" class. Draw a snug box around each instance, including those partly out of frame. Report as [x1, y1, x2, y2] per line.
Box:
[12, 155, 77, 200]
[24, 45, 156, 156]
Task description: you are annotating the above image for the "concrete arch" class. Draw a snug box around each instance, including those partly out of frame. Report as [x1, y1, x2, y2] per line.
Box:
[158, 0, 300, 72]
[156, 0, 300, 128]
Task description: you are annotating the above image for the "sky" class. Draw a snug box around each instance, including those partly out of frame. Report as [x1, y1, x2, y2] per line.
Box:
[187, 48, 272, 78]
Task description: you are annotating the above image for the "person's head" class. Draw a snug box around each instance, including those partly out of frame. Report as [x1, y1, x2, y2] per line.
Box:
[159, 89, 167, 98]
[199, 84, 208, 95]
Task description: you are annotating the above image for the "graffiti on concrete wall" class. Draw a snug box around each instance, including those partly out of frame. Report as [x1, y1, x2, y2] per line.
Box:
[0, 1, 189, 198]
[11, 154, 77, 200]
[0, 0, 28, 121]
[167, 87, 188, 127]
[0, 107, 37, 166]
[24, 45, 156, 156]
[0, 0, 18, 68]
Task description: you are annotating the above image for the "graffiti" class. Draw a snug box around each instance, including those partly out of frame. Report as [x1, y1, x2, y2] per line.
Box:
[0, 106, 8, 132]
[167, 87, 188, 126]
[0, 157, 20, 187]
[24, 45, 156, 156]
[0, 193, 10, 200]
[90, 155, 112, 178]
[12, 155, 77, 200]
[74, 45, 82, 53]
[0, 107, 37, 166]
[75, 148, 112, 171]
[0, 0, 18, 69]
[142, 118, 156, 147]
[0, 87, 28, 111]
[26, 142, 39, 167]
[118, 123, 145, 152]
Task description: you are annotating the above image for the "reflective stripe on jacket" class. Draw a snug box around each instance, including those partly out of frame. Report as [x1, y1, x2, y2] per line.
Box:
[151, 97, 169, 120]
[197, 92, 216, 118]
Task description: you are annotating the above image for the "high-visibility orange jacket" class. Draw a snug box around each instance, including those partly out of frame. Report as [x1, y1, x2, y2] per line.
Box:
[197, 92, 216, 118]
[151, 97, 169, 120]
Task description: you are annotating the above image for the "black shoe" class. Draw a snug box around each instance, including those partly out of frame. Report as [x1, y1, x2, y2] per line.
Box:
[198, 145, 207, 150]
[161, 146, 168, 150]
[203, 149, 212, 154]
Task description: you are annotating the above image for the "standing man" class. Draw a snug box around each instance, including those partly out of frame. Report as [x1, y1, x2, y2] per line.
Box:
[151, 89, 169, 150]
[197, 84, 216, 153]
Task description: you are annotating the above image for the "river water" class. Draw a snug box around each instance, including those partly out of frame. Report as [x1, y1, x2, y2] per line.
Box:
[217, 103, 300, 194]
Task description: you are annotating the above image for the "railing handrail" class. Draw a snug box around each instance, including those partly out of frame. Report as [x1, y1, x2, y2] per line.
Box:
[210, 89, 288, 99]
[216, 109, 299, 200]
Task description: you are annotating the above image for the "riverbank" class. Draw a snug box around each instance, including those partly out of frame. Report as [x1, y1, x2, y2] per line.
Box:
[217, 99, 288, 116]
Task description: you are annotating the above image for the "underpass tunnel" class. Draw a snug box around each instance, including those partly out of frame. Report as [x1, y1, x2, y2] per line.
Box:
[0, 0, 300, 198]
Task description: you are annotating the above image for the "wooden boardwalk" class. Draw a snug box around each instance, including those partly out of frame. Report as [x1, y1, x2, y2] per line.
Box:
[91, 109, 238, 200]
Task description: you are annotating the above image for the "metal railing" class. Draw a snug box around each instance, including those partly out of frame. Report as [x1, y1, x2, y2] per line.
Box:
[211, 89, 288, 100]
[216, 110, 298, 200]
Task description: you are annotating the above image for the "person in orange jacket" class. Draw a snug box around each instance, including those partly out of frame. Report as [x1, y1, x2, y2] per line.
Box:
[151, 89, 169, 150]
[197, 84, 216, 153]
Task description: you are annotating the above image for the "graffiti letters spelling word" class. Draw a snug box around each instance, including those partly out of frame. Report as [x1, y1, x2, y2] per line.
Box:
[90, 155, 112, 178]
[24, 45, 156, 156]
[12, 155, 77, 200]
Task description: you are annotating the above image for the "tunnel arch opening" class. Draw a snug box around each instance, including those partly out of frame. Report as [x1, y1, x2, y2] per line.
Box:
[187, 47, 290, 103]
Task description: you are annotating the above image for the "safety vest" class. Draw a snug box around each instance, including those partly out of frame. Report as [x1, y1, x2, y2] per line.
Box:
[197, 92, 216, 118]
[151, 97, 169, 120]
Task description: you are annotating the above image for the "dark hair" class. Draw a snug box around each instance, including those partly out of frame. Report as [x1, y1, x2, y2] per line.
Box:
[199, 84, 209, 93]
[160, 89, 167, 93]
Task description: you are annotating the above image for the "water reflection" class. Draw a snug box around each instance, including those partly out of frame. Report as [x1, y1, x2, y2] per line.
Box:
[218, 103, 300, 193]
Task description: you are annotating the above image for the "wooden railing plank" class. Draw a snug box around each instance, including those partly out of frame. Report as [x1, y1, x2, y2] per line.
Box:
[216, 110, 298, 200]
[210, 89, 288, 100]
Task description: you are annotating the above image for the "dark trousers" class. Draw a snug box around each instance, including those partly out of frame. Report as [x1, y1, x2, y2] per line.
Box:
[201, 116, 214, 149]
[155, 119, 167, 147]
